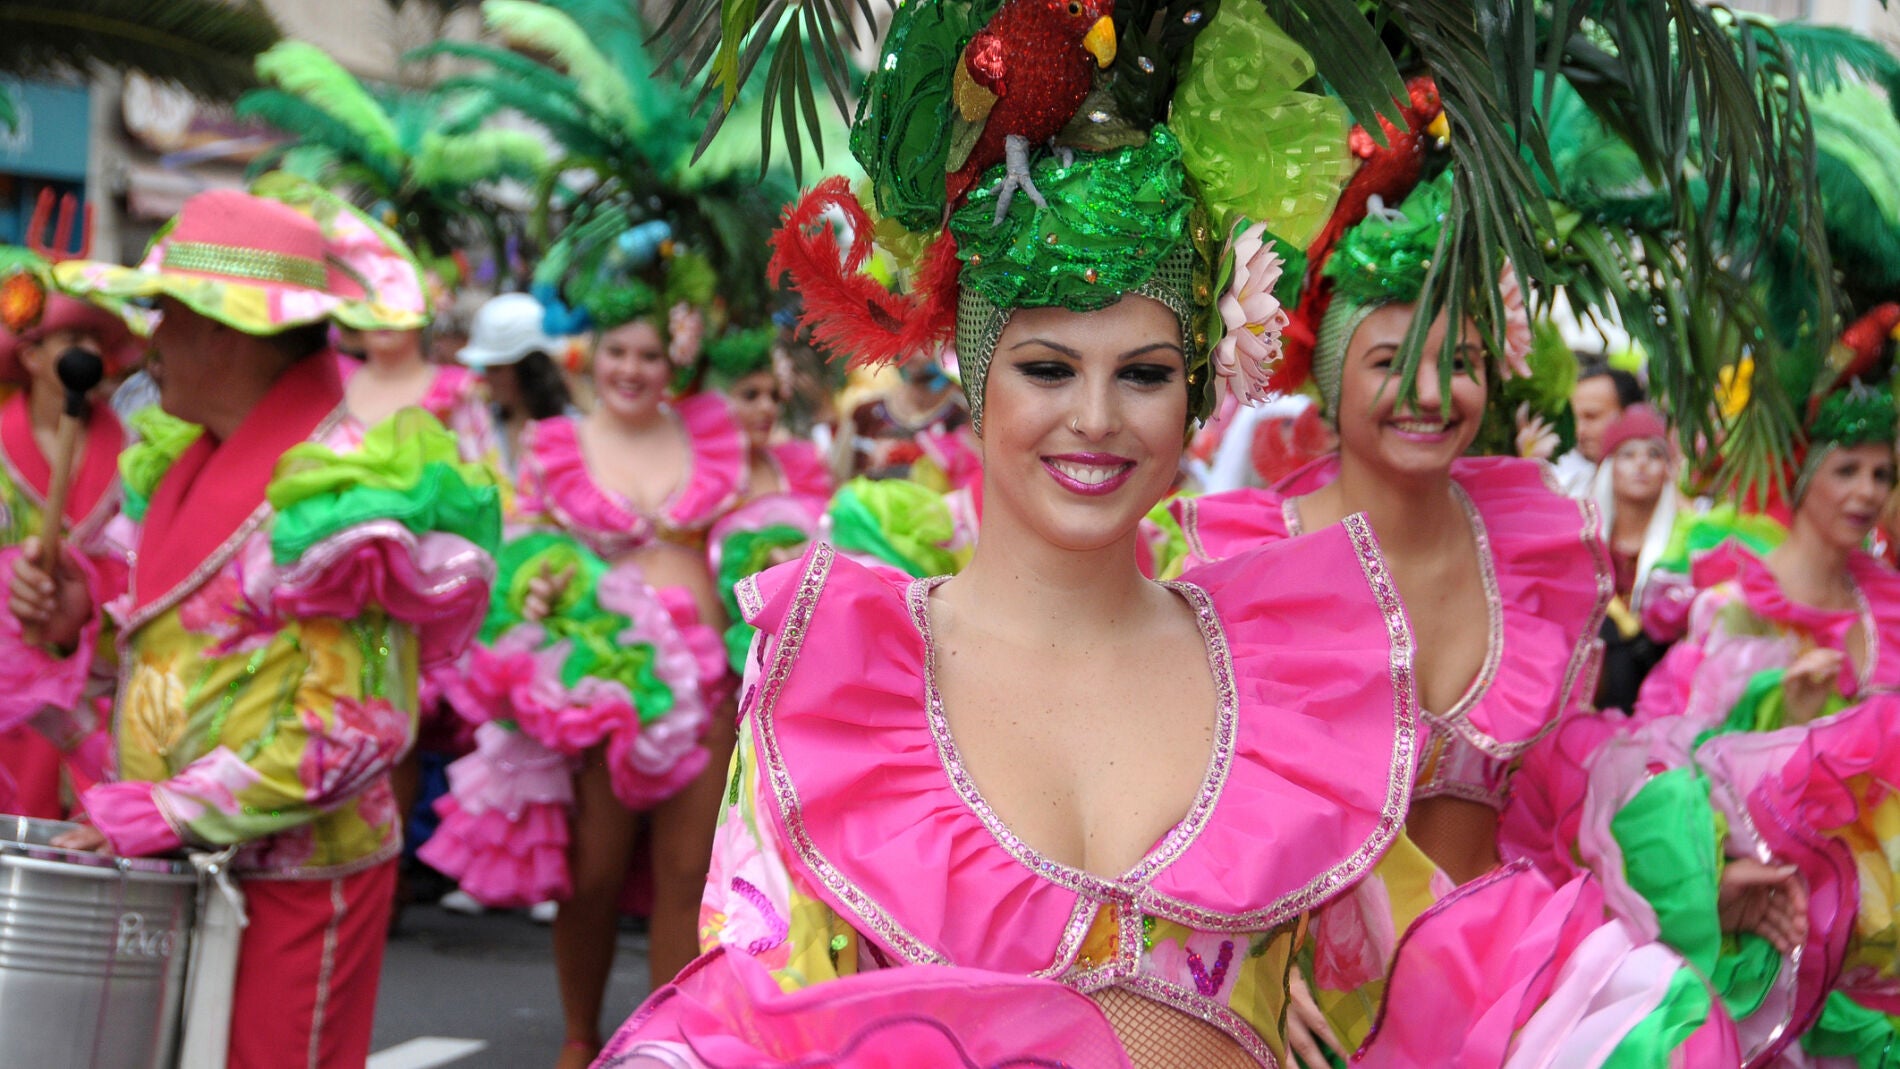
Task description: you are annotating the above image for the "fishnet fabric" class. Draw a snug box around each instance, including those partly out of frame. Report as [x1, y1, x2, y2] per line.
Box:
[953, 244, 1203, 434]
[1092, 987, 1262, 1069]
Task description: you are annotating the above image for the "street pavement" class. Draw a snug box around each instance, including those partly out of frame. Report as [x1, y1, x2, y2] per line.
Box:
[370, 900, 652, 1068]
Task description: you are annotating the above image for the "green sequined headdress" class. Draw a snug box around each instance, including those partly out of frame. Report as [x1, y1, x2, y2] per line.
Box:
[765, 0, 1356, 434]
[704, 324, 779, 388]
[534, 207, 718, 390]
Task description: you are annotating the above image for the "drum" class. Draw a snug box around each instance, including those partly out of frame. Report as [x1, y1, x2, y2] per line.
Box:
[0, 815, 197, 1069]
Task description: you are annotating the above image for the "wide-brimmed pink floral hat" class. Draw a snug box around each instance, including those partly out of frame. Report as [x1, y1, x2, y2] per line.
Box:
[54, 177, 428, 336]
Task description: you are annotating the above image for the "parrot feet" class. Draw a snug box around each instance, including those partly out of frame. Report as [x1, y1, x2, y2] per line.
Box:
[1364, 194, 1409, 225]
[991, 134, 1049, 225]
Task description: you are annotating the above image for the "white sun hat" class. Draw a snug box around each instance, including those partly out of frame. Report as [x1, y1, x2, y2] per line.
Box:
[457, 292, 557, 367]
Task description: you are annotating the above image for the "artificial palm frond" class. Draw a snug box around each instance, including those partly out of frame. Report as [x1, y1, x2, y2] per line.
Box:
[1767, 19, 1900, 98]
[421, 0, 809, 318]
[237, 40, 548, 278]
[0, 0, 280, 101]
[253, 43, 404, 168]
[484, 0, 643, 130]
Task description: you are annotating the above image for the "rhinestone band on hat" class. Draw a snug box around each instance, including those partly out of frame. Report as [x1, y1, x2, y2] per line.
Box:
[162, 242, 329, 290]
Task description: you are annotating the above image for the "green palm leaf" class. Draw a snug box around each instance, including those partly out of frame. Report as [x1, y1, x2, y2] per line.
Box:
[0, 0, 280, 101]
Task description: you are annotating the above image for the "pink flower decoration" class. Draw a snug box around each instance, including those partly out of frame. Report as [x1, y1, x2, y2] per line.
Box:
[667, 302, 704, 368]
[1211, 224, 1289, 407]
[1497, 264, 1533, 381]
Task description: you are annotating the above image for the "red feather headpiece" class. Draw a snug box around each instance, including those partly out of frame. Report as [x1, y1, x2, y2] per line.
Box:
[766, 178, 961, 369]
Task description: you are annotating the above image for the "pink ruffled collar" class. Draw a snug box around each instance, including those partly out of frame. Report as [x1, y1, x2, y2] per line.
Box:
[734, 530, 1415, 973]
[1732, 548, 1894, 693]
[519, 394, 745, 553]
[764, 439, 833, 510]
[1183, 455, 1609, 754]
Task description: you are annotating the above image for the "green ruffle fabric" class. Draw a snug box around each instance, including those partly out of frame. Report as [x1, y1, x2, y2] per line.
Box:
[951, 127, 1197, 316]
[487, 531, 676, 724]
[1654, 504, 1786, 575]
[1719, 667, 1852, 735]
[715, 523, 814, 673]
[1167, 2, 1352, 247]
[1613, 769, 1725, 975]
[1323, 171, 1453, 308]
[1602, 967, 1718, 1069]
[1801, 991, 1900, 1067]
[118, 407, 204, 523]
[268, 409, 501, 565]
[827, 477, 957, 578]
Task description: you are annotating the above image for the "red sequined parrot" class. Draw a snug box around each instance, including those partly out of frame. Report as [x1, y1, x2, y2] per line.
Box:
[1306, 76, 1449, 261]
[945, 0, 1118, 218]
[1831, 302, 1900, 384]
[1272, 76, 1449, 395]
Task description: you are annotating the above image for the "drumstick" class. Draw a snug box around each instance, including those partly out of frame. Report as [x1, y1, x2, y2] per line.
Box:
[30, 349, 106, 633]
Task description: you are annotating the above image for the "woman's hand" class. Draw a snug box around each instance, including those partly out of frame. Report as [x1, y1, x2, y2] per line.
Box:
[523, 564, 575, 624]
[1285, 968, 1347, 1068]
[1719, 858, 1808, 953]
[8, 536, 93, 653]
[50, 824, 109, 853]
[1782, 648, 1844, 725]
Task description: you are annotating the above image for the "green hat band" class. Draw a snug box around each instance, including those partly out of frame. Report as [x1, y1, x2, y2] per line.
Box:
[162, 241, 329, 290]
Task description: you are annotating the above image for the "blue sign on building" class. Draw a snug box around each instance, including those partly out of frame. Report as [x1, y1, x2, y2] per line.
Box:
[0, 80, 92, 182]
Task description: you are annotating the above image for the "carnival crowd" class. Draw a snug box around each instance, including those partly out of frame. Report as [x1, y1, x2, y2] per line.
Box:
[1, 2, 1898, 1068]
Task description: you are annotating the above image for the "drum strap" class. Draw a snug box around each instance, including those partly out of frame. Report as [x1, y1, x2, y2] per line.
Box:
[178, 847, 246, 1069]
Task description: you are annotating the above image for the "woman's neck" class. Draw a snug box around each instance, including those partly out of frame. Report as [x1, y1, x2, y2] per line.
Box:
[590, 403, 670, 438]
[951, 500, 1153, 643]
[1610, 495, 1656, 550]
[362, 352, 432, 379]
[1767, 521, 1855, 609]
[1321, 452, 1463, 557]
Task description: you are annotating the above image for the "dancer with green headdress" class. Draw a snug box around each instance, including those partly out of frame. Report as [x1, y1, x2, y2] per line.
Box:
[418, 209, 748, 1067]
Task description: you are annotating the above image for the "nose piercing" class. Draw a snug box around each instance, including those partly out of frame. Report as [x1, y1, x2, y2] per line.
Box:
[1070, 417, 1081, 435]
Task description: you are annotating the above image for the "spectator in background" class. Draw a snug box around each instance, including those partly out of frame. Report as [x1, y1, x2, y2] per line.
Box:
[1590, 404, 1682, 711]
[839, 355, 968, 481]
[1553, 360, 1644, 496]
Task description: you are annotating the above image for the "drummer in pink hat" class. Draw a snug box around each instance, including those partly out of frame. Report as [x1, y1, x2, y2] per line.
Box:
[0, 257, 146, 823]
[6, 181, 499, 1069]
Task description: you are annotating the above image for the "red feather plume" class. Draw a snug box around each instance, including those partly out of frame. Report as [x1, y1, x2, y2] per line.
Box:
[766, 177, 959, 369]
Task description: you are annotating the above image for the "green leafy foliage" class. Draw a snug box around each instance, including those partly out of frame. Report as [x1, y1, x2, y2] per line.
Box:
[0, 0, 280, 101]
[237, 41, 547, 276]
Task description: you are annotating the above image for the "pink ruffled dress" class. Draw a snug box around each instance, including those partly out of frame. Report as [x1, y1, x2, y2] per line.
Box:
[1174, 455, 1738, 1065]
[599, 522, 1419, 1067]
[1585, 547, 1900, 1064]
[420, 395, 744, 908]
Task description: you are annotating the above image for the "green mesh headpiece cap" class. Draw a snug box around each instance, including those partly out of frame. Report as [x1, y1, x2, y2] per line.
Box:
[947, 126, 1213, 434]
[1796, 378, 1900, 501]
[705, 324, 778, 388]
[1311, 172, 1454, 416]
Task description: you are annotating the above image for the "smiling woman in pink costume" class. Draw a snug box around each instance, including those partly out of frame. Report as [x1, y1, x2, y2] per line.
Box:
[1586, 356, 1900, 1067]
[1165, 173, 1744, 1066]
[585, 1, 1455, 1062]
[418, 213, 741, 1067]
[0, 256, 145, 817]
[701, 323, 834, 672]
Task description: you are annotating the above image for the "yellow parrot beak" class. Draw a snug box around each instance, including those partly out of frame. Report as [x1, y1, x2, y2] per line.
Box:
[1889, 320, 1900, 342]
[1084, 17, 1117, 69]
[1427, 111, 1451, 144]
